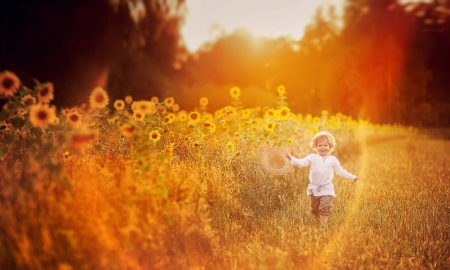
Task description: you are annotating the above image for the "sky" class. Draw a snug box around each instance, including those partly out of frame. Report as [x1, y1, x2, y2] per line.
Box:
[180, 0, 431, 53]
[181, 0, 344, 53]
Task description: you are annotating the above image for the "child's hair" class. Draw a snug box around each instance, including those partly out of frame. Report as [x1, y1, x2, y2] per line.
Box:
[310, 131, 337, 153]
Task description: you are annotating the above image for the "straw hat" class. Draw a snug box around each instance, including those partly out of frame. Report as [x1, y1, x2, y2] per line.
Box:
[260, 148, 291, 175]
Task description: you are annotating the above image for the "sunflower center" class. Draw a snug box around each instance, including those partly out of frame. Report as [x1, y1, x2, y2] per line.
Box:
[152, 133, 158, 139]
[2, 78, 14, 89]
[40, 87, 49, 96]
[70, 115, 79, 122]
[37, 111, 48, 120]
[95, 93, 105, 103]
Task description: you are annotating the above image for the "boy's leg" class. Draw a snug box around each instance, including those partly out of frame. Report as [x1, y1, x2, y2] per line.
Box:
[310, 195, 320, 220]
[319, 196, 333, 227]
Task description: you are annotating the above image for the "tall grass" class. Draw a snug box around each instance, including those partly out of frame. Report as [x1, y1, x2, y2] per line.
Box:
[1, 72, 448, 269]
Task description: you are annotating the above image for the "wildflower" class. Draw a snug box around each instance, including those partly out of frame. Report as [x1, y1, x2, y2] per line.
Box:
[149, 130, 161, 142]
[120, 123, 136, 138]
[188, 111, 200, 124]
[229, 87, 241, 99]
[322, 110, 329, 117]
[132, 100, 155, 114]
[0, 71, 20, 96]
[29, 103, 56, 129]
[150, 96, 159, 103]
[21, 95, 36, 107]
[172, 103, 180, 112]
[199, 97, 208, 107]
[265, 108, 276, 118]
[69, 128, 98, 154]
[125, 95, 133, 104]
[133, 111, 145, 122]
[225, 141, 235, 152]
[277, 85, 286, 95]
[89, 87, 109, 109]
[278, 106, 291, 120]
[114, 99, 125, 111]
[36, 82, 54, 103]
[265, 122, 276, 132]
[286, 137, 293, 144]
[67, 111, 83, 128]
[164, 97, 175, 108]
[234, 132, 241, 140]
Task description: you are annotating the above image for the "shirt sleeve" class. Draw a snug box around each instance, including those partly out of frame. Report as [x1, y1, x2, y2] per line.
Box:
[332, 157, 357, 180]
[289, 154, 311, 168]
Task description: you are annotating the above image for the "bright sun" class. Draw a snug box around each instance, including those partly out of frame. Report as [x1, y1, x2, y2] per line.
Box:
[181, 0, 344, 53]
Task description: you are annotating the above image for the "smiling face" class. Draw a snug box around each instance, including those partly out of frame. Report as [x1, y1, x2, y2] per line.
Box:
[316, 137, 331, 156]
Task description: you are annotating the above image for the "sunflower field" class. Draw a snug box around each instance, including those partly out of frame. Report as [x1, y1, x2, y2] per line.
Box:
[1, 70, 449, 270]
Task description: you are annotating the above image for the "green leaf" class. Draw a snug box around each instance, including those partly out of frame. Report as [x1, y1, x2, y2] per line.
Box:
[0, 110, 9, 121]
[60, 176, 72, 192]
[10, 117, 26, 129]
[0, 146, 8, 159]
[3, 133, 15, 144]
[30, 127, 43, 138]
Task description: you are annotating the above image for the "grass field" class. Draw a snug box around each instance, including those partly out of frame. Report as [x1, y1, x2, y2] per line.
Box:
[1, 78, 449, 269]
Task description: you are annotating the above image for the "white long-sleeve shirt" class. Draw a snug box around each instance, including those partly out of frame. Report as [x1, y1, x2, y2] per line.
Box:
[289, 153, 357, 197]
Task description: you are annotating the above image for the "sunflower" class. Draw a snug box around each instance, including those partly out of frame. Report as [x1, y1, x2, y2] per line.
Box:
[265, 122, 276, 132]
[36, 82, 54, 103]
[286, 137, 293, 145]
[133, 111, 145, 122]
[89, 87, 109, 109]
[172, 103, 180, 112]
[199, 97, 208, 107]
[61, 108, 70, 116]
[164, 148, 173, 158]
[188, 111, 200, 124]
[277, 106, 291, 120]
[265, 108, 276, 118]
[21, 95, 36, 107]
[114, 99, 125, 111]
[234, 132, 241, 140]
[149, 130, 161, 142]
[178, 111, 187, 121]
[163, 113, 175, 125]
[29, 103, 56, 129]
[209, 123, 216, 133]
[0, 71, 21, 97]
[277, 85, 286, 95]
[229, 87, 241, 99]
[321, 110, 329, 117]
[120, 123, 136, 138]
[124, 95, 133, 104]
[132, 100, 155, 114]
[164, 97, 175, 108]
[67, 111, 83, 128]
[150, 96, 159, 104]
[225, 141, 235, 152]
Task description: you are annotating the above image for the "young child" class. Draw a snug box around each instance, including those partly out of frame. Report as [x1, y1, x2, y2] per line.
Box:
[286, 131, 358, 228]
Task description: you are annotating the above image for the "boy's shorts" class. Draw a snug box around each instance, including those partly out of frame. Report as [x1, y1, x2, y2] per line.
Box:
[310, 195, 333, 216]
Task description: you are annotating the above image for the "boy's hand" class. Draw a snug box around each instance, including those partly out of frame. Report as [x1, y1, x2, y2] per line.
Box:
[286, 154, 291, 161]
[353, 177, 359, 182]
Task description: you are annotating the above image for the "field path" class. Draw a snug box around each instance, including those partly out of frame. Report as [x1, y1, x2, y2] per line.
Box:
[311, 135, 450, 269]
